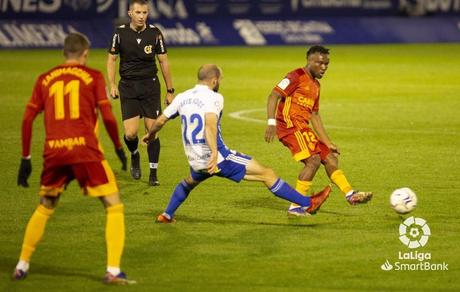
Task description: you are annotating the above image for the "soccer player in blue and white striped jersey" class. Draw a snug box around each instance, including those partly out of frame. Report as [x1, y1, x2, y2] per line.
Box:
[142, 64, 331, 222]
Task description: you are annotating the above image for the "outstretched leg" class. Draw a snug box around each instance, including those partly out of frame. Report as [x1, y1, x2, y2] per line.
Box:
[243, 158, 330, 213]
[100, 195, 125, 280]
[13, 195, 59, 280]
[157, 175, 202, 223]
[323, 153, 372, 205]
[288, 155, 322, 216]
[100, 193, 135, 285]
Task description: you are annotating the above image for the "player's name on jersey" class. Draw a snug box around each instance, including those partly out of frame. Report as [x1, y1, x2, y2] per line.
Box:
[179, 97, 205, 108]
[43, 67, 93, 86]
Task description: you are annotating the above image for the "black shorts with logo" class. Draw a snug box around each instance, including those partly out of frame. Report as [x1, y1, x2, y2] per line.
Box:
[118, 77, 161, 120]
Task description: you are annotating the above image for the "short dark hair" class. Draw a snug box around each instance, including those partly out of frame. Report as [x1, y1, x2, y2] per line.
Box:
[129, 0, 148, 8]
[197, 64, 221, 81]
[307, 45, 329, 57]
[63, 32, 90, 58]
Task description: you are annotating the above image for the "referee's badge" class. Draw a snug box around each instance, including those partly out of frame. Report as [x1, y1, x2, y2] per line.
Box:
[144, 45, 153, 54]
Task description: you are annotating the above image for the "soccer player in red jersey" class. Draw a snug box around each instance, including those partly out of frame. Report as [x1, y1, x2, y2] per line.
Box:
[14, 33, 134, 285]
[265, 45, 373, 217]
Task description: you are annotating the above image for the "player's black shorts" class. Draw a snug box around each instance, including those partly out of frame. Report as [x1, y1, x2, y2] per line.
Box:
[118, 77, 161, 120]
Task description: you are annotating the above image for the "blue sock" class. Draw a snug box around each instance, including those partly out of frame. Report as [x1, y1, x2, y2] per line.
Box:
[269, 178, 311, 207]
[164, 180, 193, 217]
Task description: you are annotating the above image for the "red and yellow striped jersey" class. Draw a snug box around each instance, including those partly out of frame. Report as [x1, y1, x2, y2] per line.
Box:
[273, 67, 320, 137]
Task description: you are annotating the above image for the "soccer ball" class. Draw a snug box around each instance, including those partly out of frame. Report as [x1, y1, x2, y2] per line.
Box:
[390, 187, 417, 214]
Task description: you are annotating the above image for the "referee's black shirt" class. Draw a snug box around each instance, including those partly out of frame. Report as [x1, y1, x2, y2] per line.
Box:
[108, 24, 167, 80]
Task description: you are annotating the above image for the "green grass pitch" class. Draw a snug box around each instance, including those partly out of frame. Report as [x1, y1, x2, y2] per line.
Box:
[0, 44, 459, 291]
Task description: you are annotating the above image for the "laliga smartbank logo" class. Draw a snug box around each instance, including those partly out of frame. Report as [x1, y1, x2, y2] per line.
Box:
[381, 216, 448, 271]
[399, 216, 430, 249]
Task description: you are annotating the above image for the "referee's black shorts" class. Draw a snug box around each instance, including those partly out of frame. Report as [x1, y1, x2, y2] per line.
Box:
[118, 77, 161, 121]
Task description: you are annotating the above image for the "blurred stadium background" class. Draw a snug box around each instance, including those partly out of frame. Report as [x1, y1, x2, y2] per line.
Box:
[1, 1, 459, 291]
[1, 0, 460, 48]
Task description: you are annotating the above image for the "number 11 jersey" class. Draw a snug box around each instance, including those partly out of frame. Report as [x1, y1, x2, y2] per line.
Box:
[25, 64, 110, 165]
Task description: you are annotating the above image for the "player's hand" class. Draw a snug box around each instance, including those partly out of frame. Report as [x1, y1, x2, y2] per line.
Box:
[264, 125, 276, 143]
[328, 143, 340, 157]
[207, 153, 218, 174]
[165, 92, 174, 106]
[115, 147, 127, 171]
[141, 132, 156, 145]
[141, 133, 150, 145]
[110, 85, 119, 99]
[17, 158, 32, 187]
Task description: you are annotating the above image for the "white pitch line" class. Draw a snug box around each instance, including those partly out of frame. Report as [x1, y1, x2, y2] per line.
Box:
[228, 108, 460, 136]
[228, 108, 266, 124]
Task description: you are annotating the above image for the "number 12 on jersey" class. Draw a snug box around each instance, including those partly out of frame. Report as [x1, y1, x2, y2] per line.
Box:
[181, 114, 206, 145]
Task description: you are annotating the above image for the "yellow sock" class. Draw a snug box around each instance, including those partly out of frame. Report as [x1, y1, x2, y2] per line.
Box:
[290, 180, 312, 208]
[330, 170, 353, 195]
[106, 204, 125, 269]
[19, 205, 54, 262]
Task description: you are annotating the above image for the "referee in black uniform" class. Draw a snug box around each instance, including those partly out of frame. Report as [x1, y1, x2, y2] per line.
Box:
[107, 0, 174, 186]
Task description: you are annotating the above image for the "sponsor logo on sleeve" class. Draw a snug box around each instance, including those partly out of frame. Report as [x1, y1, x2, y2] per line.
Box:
[277, 78, 290, 90]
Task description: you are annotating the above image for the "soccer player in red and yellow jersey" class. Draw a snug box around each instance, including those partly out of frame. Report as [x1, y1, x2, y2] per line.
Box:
[13, 33, 134, 285]
[265, 45, 372, 217]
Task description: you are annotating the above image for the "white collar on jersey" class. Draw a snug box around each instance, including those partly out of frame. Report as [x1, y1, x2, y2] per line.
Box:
[194, 84, 215, 91]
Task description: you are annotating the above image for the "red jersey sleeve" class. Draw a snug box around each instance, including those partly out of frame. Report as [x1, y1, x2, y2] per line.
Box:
[27, 77, 45, 113]
[22, 77, 44, 157]
[94, 72, 122, 149]
[94, 72, 109, 104]
[273, 71, 299, 97]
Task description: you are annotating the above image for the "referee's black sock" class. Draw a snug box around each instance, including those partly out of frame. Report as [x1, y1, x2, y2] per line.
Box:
[148, 137, 160, 177]
[124, 135, 139, 154]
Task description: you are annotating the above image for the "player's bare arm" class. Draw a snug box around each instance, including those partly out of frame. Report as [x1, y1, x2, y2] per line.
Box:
[106, 54, 119, 99]
[204, 112, 218, 174]
[157, 53, 174, 105]
[264, 90, 281, 143]
[310, 111, 339, 155]
[142, 114, 169, 144]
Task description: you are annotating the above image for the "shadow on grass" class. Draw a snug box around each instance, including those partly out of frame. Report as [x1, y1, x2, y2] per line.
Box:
[231, 196, 286, 211]
[0, 256, 101, 284]
[162, 214, 337, 228]
[319, 209, 360, 216]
